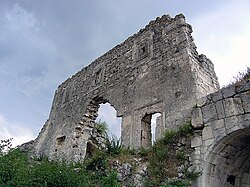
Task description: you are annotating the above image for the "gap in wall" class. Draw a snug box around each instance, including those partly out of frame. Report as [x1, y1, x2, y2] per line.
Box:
[96, 103, 122, 139]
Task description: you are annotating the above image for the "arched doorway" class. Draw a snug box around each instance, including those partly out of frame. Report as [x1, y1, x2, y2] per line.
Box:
[203, 128, 250, 187]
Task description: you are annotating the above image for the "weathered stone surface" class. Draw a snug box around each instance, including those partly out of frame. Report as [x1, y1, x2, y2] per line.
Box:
[221, 85, 236, 98]
[223, 97, 244, 117]
[26, 14, 219, 162]
[196, 96, 208, 107]
[191, 108, 203, 129]
[191, 136, 202, 147]
[189, 79, 250, 187]
[202, 126, 214, 140]
[241, 90, 250, 113]
[18, 12, 250, 187]
[210, 90, 223, 103]
[215, 101, 225, 119]
[202, 103, 217, 123]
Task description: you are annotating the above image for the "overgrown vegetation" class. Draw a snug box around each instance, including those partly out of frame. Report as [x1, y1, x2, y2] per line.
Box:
[0, 138, 121, 187]
[0, 121, 199, 187]
[94, 120, 108, 136]
[144, 121, 199, 186]
[227, 67, 250, 87]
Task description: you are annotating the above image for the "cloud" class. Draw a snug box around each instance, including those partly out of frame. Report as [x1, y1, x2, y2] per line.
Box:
[0, 114, 35, 147]
[191, 0, 250, 86]
[96, 104, 122, 138]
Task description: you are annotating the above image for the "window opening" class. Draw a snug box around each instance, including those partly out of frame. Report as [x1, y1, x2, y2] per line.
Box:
[141, 112, 161, 147]
[151, 113, 161, 144]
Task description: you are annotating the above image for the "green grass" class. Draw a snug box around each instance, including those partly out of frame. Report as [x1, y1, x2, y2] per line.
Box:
[0, 121, 199, 187]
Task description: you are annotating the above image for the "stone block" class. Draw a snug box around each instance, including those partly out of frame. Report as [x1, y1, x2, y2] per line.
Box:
[221, 85, 236, 98]
[202, 103, 217, 123]
[191, 108, 203, 129]
[223, 97, 244, 117]
[196, 96, 208, 107]
[215, 101, 225, 119]
[213, 119, 225, 129]
[213, 127, 226, 138]
[225, 116, 238, 130]
[210, 91, 223, 102]
[241, 91, 250, 113]
[239, 114, 250, 129]
[242, 172, 249, 184]
[204, 138, 214, 147]
[191, 136, 202, 147]
[202, 126, 214, 140]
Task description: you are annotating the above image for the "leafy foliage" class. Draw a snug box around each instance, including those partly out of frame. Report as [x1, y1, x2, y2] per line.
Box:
[0, 138, 12, 155]
[0, 139, 121, 187]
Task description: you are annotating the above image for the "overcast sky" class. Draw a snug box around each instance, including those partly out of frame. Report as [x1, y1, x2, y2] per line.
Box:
[0, 0, 249, 146]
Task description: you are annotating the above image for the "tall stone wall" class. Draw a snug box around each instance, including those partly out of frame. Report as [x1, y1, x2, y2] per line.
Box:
[31, 14, 219, 162]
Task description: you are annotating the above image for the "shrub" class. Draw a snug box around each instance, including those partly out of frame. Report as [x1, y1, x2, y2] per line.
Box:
[106, 136, 123, 156]
[94, 120, 108, 136]
[0, 138, 12, 155]
[102, 171, 121, 187]
[146, 121, 196, 185]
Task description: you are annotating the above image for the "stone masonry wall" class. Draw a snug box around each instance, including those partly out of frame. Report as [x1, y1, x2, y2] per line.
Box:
[30, 14, 219, 162]
[191, 80, 250, 187]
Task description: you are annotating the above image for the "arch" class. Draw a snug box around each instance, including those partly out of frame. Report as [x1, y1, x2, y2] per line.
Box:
[202, 127, 250, 187]
[96, 103, 122, 138]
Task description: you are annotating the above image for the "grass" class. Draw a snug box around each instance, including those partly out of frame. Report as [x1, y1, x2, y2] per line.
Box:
[225, 67, 250, 87]
[0, 121, 200, 187]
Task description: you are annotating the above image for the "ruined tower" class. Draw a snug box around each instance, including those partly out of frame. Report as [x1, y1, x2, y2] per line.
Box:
[30, 14, 219, 162]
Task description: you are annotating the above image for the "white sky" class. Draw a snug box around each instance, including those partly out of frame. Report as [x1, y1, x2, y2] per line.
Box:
[0, 0, 249, 147]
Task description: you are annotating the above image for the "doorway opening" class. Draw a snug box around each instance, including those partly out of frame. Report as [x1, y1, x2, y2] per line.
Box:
[141, 112, 161, 147]
[95, 103, 122, 139]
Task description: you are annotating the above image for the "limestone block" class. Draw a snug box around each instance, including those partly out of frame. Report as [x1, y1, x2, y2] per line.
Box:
[223, 98, 244, 117]
[215, 101, 225, 119]
[213, 119, 225, 129]
[241, 91, 250, 113]
[191, 108, 203, 129]
[204, 138, 214, 147]
[239, 114, 250, 129]
[210, 91, 223, 103]
[191, 136, 202, 147]
[242, 172, 250, 184]
[196, 96, 208, 107]
[213, 127, 226, 138]
[221, 85, 236, 98]
[202, 126, 214, 140]
[225, 116, 238, 130]
[202, 104, 217, 123]
[226, 124, 241, 135]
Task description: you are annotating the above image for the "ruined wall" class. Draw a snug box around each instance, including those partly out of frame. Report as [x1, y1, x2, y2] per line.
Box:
[190, 80, 250, 187]
[32, 14, 219, 162]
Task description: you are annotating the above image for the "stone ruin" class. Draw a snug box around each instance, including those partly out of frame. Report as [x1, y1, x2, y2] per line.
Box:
[29, 13, 219, 161]
[21, 14, 250, 186]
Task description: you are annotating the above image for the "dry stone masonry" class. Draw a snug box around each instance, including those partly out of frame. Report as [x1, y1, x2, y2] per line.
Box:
[191, 81, 250, 187]
[20, 13, 250, 186]
[28, 14, 219, 162]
